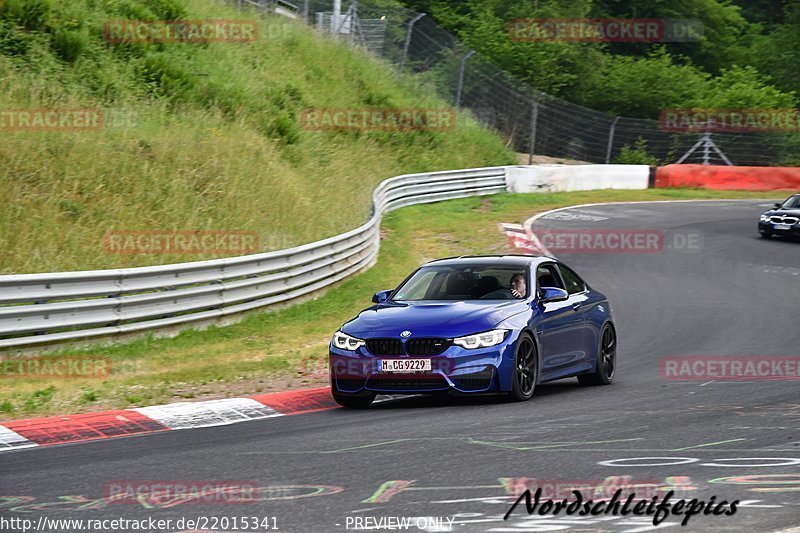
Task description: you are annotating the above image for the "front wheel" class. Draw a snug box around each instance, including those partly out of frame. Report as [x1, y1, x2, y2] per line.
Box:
[578, 323, 616, 386]
[332, 389, 376, 408]
[508, 333, 537, 401]
[760, 232, 773, 239]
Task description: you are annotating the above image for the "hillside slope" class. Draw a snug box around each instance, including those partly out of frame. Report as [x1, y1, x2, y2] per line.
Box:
[0, 0, 513, 273]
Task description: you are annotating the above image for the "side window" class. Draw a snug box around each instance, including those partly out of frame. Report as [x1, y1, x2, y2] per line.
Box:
[536, 264, 564, 291]
[558, 264, 587, 295]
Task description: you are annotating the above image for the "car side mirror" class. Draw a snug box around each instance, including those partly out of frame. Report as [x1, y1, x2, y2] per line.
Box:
[538, 287, 569, 303]
[372, 290, 392, 303]
[775, 202, 782, 208]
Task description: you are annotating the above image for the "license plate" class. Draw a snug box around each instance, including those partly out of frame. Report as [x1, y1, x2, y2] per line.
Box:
[773, 223, 791, 230]
[379, 359, 432, 372]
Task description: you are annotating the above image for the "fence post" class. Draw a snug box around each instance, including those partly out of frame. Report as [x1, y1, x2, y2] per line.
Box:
[349, 0, 359, 44]
[605, 116, 620, 164]
[303, 0, 309, 24]
[397, 13, 426, 79]
[455, 50, 475, 109]
[527, 100, 539, 165]
[333, 0, 341, 34]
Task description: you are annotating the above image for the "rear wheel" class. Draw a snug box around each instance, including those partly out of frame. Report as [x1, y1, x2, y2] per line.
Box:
[332, 389, 376, 408]
[508, 333, 537, 401]
[578, 323, 616, 386]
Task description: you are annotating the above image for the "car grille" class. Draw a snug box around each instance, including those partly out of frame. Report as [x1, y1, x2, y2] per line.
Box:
[366, 338, 403, 355]
[406, 338, 451, 356]
[366, 374, 449, 391]
[366, 337, 451, 355]
[769, 215, 800, 225]
[450, 367, 495, 391]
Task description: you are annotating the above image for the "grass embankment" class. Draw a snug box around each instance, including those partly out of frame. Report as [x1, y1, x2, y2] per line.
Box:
[0, 188, 775, 420]
[0, 0, 513, 274]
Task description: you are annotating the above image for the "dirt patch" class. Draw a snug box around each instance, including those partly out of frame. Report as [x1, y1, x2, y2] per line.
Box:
[162, 371, 331, 401]
[0, 369, 332, 422]
[475, 197, 494, 213]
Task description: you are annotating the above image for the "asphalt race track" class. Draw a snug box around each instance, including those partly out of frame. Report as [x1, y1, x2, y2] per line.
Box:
[2, 200, 799, 533]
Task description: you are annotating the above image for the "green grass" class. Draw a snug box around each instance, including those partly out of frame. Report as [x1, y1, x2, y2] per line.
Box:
[0, 0, 514, 274]
[0, 187, 776, 420]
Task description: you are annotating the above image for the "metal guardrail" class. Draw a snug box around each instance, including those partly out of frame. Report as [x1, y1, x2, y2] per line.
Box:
[237, 0, 300, 19]
[0, 167, 509, 349]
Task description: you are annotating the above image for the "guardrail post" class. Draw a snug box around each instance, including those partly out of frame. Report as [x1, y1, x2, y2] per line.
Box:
[605, 116, 620, 164]
[34, 299, 48, 333]
[303, 0, 309, 24]
[397, 13, 425, 79]
[455, 50, 475, 109]
[527, 100, 539, 165]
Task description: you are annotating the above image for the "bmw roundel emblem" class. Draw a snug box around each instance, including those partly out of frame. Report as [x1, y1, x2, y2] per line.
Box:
[400, 330, 412, 338]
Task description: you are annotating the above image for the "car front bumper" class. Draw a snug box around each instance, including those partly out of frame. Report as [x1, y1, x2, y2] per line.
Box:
[759, 221, 800, 236]
[329, 335, 520, 394]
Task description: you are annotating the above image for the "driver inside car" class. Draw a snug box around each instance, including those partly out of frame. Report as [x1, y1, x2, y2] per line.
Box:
[478, 272, 526, 299]
[510, 273, 526, 298]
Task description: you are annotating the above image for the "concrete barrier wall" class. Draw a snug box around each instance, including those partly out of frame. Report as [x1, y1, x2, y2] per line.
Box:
[655, 164, 800, 191]
[506, 164, 651, 193]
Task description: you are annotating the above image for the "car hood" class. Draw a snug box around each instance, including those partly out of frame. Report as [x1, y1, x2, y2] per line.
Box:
[341, 300, 529, 338]
[763, 208, 800, 217]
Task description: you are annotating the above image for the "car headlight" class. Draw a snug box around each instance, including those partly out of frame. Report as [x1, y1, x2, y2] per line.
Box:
[760, 215, 771, 222]
[332, 331, 366, 351]
[453, 329, 509, 349]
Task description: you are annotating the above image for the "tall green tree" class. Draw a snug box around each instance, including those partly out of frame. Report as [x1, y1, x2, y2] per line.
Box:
[400, 0, 797, 118]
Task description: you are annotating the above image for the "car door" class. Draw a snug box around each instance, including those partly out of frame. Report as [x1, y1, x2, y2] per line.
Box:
[535, 263, 584, 375]
[555, 263, 594, 367]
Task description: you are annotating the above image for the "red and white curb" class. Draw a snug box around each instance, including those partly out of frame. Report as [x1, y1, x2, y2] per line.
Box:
[133, 398, 282, 430]
[0, 424, 38, 450]
[0, 387, 370, 452]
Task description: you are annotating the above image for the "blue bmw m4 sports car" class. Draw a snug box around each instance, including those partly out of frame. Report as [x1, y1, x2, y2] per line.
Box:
[329, 255, 616, 407]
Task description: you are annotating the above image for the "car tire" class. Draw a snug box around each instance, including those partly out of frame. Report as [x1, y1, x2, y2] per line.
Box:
[578, 323, 616, 386]
[332, 389, 376, 408]
[508, 333, 537, 402]
[759, 232, 772, 239]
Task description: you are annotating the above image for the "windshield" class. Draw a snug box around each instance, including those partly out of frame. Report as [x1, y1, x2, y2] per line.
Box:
[780, 195, 800, 209]
[392, 264, 529, 301]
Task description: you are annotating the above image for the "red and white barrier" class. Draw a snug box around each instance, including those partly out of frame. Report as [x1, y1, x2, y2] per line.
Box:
[655, 164, 800, 191]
